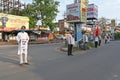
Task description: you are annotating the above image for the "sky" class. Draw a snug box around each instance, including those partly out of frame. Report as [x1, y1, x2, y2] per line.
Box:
[21, 0, 120, 22]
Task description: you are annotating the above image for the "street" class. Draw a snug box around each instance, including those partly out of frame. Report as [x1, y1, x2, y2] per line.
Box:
[0, 41, 120, 80]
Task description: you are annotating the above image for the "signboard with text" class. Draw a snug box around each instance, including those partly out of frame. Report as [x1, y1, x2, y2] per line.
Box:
[75, 23, 82, 41]
[66, 3, 81, 22]
[0, 13, 29, 31]
[87, 4, 98, 19]
[80, 0, 88, 22]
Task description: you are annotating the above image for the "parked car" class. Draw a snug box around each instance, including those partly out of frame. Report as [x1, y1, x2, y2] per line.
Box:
[55, 35, 66, 40]
[29, 34, 37, 41]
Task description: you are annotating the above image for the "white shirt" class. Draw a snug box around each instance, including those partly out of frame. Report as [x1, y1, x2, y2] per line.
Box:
[16, 32, 29, 55]
[95, 36, 99, 42]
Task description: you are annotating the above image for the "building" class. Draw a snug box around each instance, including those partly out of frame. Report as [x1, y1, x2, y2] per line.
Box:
[0, 0, 25, 14]
[58, 18, 70, 32]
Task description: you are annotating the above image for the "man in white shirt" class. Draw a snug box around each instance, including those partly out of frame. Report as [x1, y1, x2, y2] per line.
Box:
[82, 32, 88, 50]
[16, 26, 29, 66]
[94, 35, 99, 48]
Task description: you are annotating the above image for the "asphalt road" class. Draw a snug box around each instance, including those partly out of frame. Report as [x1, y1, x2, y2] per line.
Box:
[0, 41, 120, 80]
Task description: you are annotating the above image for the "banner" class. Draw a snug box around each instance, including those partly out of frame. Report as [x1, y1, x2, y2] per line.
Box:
[66, 3, 80, 22]
[87, 4, 98, 19]
[0, 13, 29, 31]
[80, 0, 88, 22]
[74, 23, 82, 41]
[74, 0, 80, 3]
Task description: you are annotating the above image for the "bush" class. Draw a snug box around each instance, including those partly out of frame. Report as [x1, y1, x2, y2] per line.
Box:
[115, 32, 120, 40]
[86, 41, 95, 49]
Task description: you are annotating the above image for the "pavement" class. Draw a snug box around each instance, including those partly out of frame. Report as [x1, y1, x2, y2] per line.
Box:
[0, 39, 63, 45]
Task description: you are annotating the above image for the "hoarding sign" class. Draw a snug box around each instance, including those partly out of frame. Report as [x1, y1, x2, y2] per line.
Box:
[87, 4, 98, 19]
[80, 0, 88, 22]
[0, 13, 29, 31]
[66, 3, 80, 22]
[74, 0, 80, 3]
[75, 23, 82, 41]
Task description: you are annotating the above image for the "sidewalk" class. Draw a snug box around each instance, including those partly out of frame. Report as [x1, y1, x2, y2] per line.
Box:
[0, 39, 63, 45]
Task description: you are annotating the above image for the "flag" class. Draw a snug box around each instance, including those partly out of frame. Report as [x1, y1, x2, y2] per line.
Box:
[95, 26, 99, 36]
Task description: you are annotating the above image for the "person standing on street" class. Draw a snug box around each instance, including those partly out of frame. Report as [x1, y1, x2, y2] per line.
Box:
[104, 34, 108, 44]
[94, 35, 99, 48]
[82, 32, 88, 50]
[98, 35, 102, 46]
[16, 26, 29, 66]
[67, 31, 74, 56]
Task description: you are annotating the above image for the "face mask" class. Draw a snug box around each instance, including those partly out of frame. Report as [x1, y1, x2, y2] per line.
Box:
[21, 29, 25, 32]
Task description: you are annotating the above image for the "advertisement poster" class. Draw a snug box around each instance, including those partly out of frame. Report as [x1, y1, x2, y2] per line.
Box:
[75, 23, 82, 41]
[87, 4, 98, 19]
[0, 13, 29, 31]
[66, 3, 80, 22]
[80, 0, 88, 22]
[74, 0, 80, 3]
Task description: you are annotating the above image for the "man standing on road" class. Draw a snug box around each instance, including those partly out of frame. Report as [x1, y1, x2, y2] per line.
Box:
[94, 35, 99, 48]
[16, 26, 29, 66]
[67, 31, 74, 56]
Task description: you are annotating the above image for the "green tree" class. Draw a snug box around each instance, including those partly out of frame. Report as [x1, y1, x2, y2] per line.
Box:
[10, 0, 59, 30]
[97, 17, 107, 31]
[19, 4, 37, 29]
[32, 0, 59, 30]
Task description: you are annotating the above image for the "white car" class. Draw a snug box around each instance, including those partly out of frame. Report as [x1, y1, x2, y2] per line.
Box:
[55, 35, 66, 40]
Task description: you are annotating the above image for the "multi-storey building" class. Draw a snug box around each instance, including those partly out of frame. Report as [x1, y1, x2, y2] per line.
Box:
[58, 18, 70, 32]
[0, 0, 25, 14]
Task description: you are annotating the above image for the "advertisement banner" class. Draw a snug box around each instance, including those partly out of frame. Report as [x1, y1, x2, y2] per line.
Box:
[80, 0, 88, 22]
[66, 3, 81, 22]
[0, 13, 29, 31]
[87, 4, 98, 19]
[74, 0, 80, 3]
[75, 23, 82, 41]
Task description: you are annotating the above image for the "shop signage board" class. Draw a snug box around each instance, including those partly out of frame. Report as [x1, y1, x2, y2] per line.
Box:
[87, 4, 98, 19]
[0, 13, 29, 31]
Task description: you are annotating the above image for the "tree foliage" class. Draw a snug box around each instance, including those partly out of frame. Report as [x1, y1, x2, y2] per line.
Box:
[32, 0, 59, 30]
[96, 17, 108, 31]
[10, 0, 59, 30]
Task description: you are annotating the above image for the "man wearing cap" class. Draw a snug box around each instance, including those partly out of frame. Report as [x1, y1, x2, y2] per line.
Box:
[16, 26, 29, 66]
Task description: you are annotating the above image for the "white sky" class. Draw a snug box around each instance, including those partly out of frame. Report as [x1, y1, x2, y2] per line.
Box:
[22, 0, 120, 22]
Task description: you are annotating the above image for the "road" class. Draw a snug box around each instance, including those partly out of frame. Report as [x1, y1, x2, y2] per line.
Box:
[0, 41, 120, 80]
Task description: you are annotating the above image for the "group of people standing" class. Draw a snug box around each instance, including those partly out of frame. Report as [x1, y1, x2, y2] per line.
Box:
[93, 33, 111, 48]
[16, 26, 111, 66]
[66, 31, 112, 56]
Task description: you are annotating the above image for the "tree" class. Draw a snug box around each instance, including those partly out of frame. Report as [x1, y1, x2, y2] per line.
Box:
[31, 0, 60, 30]
[97, 17, 107, 32]
[19, 4, 37, 29]
[10, 0, 59, 30]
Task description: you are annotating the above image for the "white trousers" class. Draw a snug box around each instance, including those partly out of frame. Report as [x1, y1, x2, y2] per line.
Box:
[19, 49, 28, 64]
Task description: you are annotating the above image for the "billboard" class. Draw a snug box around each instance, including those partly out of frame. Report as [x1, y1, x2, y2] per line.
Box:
[0, 13, 29, 31]
[66, 3, 81, 22]
[74, 23, 82, 41]
[74, 0, 80, 3]
[67, 0, 88, 23]
[87, 4, 98, 19]
[80, 0, 88, 22]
